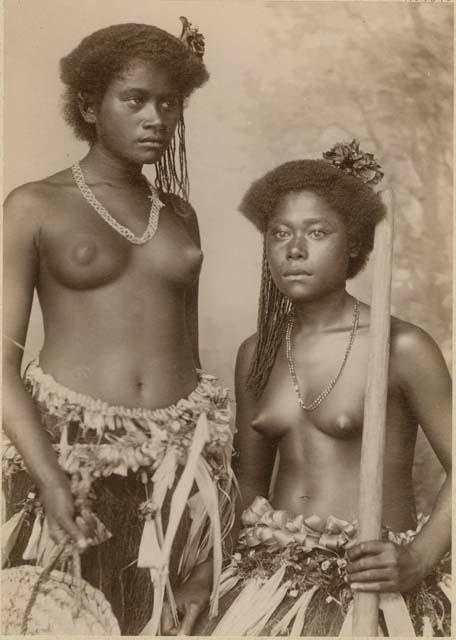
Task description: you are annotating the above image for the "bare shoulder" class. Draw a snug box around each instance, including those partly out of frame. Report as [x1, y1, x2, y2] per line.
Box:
[4, 182, 48, 234]
[161, 193, 200, 245]
[390, 316, 449, 380]
[164, 193, 197, 220]
[236, 334, 258, 383]
[4, 169, 73, 222]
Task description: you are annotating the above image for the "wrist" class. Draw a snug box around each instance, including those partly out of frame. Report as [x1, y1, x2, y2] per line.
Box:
[36, 468, 70, 493]
[405, 542, 432, 580]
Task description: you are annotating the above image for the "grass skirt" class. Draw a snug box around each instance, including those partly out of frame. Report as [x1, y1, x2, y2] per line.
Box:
[195, 497, 451, 637]
[2, 360, 237, 635]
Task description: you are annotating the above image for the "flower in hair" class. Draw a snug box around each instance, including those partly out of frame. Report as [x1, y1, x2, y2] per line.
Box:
[179, 16, 205, 59]
[323, 139, 384, 186]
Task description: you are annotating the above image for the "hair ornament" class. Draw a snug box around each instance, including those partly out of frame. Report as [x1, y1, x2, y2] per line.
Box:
[179, 16, 205, 59]
[323, 139, 384, 187]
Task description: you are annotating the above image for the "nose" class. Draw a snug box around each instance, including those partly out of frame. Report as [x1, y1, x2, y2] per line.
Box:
[142, 102, 165, 129]
[287, 235, 308, 259]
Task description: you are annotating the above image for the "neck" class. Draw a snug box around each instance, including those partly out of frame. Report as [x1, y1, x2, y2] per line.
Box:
[292, 289, 354, 332]
[79, 145, 145, 185]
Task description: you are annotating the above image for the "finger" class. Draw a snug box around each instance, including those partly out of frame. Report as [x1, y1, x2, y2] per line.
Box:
[177, 603, 201, 636]
[347, 556, 396, 574]
[348, 568, 398, 584]
[346, 541, 390, 561]
[75, 516, 93, 540]
[58, 514, 88, 549]
[79, 508, 98, 535]
[351, 581, 397, 593]
[161, 602, 178, 636]
[344, 539, 358, 551]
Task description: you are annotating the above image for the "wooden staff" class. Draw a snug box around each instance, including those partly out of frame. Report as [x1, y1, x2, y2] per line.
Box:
[352, 190, 395, 637]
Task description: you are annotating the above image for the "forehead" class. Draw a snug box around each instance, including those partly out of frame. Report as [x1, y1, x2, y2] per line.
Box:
[109, 59, 178, 93]
[270, 190, 340, 224]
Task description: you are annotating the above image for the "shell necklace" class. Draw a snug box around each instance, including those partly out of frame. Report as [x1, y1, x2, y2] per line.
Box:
[71, 162, 164, 245]
[286, 298, 360, 411]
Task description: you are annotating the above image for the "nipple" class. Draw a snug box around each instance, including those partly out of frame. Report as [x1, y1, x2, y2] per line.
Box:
[72, 241, 98, 265]
[251, 413, 267, 432]
[334, 414, 359, 435]
[187, 247, 204, 269]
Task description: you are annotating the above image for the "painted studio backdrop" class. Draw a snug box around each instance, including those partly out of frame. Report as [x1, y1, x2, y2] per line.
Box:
[3, 0, 453, 514]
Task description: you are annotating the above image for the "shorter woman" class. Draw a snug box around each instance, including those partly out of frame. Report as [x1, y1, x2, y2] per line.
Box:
[199, 142, 451, 636]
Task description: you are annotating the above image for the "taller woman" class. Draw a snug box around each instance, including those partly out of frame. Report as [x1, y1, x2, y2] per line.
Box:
[3, 20, 235, 635]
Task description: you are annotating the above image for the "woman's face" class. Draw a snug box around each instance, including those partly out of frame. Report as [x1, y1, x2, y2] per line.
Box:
[89, 59, 180, 165]
[265, 190, 353, 302]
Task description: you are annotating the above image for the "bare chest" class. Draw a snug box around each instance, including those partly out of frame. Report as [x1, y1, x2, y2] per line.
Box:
[252, 336, 370, 441]
[39, 198, 203, 291]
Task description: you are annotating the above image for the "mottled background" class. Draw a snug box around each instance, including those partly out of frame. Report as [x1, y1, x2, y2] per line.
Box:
[4, 0, 453, 514]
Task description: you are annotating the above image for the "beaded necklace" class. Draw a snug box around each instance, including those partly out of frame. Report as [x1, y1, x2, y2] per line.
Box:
[285, 298, 360, 411]
[71, 162, 164, 245]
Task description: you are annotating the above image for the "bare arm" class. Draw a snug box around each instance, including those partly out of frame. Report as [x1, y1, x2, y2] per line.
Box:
[348, 324, 451, 592]
[179, 198, 201, 369]
[395, 326, 451, 573]
[158, 199, 203, 635]
[159, 336, 277, 635]
[229, 336, 278, 547]
[185, 279, 201, 370]
[3, 185, 86, 545]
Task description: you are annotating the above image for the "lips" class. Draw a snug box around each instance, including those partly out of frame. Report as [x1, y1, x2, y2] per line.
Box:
[138, 137, 167, 146]
[283, 269, 312, 277]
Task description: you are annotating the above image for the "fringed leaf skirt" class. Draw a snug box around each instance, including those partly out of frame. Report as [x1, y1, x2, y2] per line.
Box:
[2, 359, 237, 635]
[196, 496, 451, 637]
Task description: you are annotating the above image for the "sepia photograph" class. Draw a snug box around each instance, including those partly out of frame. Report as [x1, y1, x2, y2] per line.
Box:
[1, 0, 453, 636]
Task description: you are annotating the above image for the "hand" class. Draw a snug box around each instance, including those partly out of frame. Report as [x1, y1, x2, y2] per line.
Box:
[346, 540, 426, 593]
[39, 481, 90, 550]
[161, 561, 212, 635]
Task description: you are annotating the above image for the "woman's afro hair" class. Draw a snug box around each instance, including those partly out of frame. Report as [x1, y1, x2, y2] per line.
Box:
[239, 159, 386, 278]
[60, 22, 209, 143]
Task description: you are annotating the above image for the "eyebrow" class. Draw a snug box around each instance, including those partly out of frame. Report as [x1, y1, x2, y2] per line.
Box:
[118, 87, 148, 94]
[269, 216, 332, 226]
[118, 86, 172, 94]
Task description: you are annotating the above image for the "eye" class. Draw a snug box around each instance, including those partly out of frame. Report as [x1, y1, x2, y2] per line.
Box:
[160, 97, 179, 111]
[273, 229, 290, 240]
[308, 228, 328, 239]
[126, 96, 143, 107]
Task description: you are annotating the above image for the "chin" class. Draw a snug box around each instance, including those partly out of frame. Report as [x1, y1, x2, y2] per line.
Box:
[278, 280, 313, 297]
[138, 151, 165, 165]
[281, 283, 327, 304]
[142, 152, 166, 165]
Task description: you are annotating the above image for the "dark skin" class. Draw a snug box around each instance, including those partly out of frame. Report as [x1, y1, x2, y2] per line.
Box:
[3, 59, 210, 634]
[234, 190, 451, 594]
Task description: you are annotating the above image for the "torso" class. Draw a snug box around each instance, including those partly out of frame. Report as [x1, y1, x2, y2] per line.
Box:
[251, 314, 418, 531]
[31, 169, 203, 409]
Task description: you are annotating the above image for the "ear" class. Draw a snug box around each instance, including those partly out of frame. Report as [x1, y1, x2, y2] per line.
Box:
[78, 92, 97, 124]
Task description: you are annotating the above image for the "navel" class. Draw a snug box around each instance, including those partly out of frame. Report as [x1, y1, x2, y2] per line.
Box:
[72, 240, 98, 266]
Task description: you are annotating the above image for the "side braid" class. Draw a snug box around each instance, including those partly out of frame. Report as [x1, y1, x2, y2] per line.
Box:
[154, 111, 189, 200]
[247, 239, 292, 397]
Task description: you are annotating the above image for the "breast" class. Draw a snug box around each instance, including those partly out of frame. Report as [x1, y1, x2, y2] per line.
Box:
[38, 193, 205, 292]
[251, 377, 364, 442]
[134, 208, 203, 287]
[171, 244, 203, 283]
[322, 412, 362, 439]
[41, 232, 130, 290]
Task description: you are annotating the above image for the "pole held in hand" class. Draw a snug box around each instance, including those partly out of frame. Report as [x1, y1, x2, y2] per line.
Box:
[352, 190, 395, 636]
